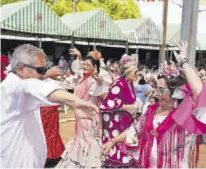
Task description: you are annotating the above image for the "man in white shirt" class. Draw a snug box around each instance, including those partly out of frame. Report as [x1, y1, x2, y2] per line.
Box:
[0, 44, 99, 168]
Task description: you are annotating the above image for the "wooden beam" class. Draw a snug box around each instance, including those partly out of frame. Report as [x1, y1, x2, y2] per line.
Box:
[160, 0, 168, 64]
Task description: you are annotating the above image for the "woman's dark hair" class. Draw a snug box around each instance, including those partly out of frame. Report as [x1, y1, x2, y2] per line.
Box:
[150, 96, 159, 103]
[86, 56, 100, 74]
[138, 65, 145, 71]
[138, 74, 146, 85]
[139, 79, 146, 85]
[157, 75, 186, 94]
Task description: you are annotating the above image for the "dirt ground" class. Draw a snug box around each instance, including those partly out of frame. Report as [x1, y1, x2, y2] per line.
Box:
[59, 110, 206, 168]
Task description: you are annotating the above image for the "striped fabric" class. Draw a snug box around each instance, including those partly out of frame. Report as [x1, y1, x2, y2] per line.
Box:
[60, 9, 127, 43]
[115, 18, 162, 45]
[0, 0, 71, 38]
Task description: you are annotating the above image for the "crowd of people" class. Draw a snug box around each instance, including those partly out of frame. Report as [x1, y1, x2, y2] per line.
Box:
[1, 41, 206, 168]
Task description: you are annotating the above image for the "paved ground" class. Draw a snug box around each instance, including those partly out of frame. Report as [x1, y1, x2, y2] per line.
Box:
[59, 110, 206, 168]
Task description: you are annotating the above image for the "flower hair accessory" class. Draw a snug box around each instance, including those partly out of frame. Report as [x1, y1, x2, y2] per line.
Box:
[158, 61, 180, 78]
[88, 51, 101, 61]
[120, 54, 133, 65]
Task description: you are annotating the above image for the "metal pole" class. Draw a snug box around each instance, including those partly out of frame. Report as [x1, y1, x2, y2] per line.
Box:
[71, 32, 75, 48]
[170, 48, 173, 61]
[87, 40, 90, 55]
[135, 47, 139, 63]
[180, 0, 199, 66]
[39, 39, 42, 49]
[160, 0, 168, 64]
[125, 41, 129, 54]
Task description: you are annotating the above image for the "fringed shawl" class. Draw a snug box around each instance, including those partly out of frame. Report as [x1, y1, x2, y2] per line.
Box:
[133, 84, 206, 168]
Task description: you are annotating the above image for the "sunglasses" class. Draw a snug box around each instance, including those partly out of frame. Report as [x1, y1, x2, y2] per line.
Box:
[23, 64, 48, 75]
[157, 87, 169, 95]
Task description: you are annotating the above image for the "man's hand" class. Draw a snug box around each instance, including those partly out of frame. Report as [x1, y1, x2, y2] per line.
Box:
[48, 89, 99, 128]
[44, 66, 63, 79]
[75, 100, 100, 127]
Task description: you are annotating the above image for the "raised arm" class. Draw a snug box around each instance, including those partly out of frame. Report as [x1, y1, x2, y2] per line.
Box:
[174, 41, 203, 97]
[69, 48, 82, 60]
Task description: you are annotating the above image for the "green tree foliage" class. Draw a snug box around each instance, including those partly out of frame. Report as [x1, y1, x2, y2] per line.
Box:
[2, 0, 142, 19]
[46, 0, 141, 19]
[49, 0, 73, 16]
[77, 1, 97, 12]
[120, 0, 142, 19]
[1, 0, 20, 6]
[101, 0, 122, 20]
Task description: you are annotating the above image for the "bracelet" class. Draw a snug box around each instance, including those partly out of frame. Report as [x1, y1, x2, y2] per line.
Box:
[182, 62, 191, 73]
[179, 58, 187, 68]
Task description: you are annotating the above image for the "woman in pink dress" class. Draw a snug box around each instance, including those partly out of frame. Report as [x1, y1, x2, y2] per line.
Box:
[56, 55, 102, 168]
[102, 42, 206, 168]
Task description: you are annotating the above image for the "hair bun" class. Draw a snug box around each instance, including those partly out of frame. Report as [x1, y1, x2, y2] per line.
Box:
[88, 51, 101, 61]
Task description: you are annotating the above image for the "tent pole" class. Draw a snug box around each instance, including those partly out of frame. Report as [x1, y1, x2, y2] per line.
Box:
[71, 32, 75, 48]
[160, 0, 168, 64]
[87, 39, 90, 54]
[180, 0, 199, 66]
[125, 41, 129, 54]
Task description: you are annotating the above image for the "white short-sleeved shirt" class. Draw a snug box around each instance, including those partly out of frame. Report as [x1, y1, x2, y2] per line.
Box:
[1, 73, 62, 168]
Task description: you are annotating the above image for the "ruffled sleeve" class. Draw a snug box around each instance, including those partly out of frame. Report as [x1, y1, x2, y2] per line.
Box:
[193, 84, 206, 125]
[172, 84, 206, 134]
[88, 78, 103, 97]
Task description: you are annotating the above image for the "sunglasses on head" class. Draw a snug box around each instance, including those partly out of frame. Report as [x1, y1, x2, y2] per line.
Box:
[23, 64, 48, 75]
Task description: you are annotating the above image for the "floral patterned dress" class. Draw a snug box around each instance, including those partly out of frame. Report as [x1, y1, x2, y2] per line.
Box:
[40, 106, 65, 159]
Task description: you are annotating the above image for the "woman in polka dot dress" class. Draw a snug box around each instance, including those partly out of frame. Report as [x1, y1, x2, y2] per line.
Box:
[100, 54, 140, 168]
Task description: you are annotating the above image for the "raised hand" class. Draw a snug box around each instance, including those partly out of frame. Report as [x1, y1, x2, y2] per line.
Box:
[173, 41, 188, 63]
[69, 48, 82, 60]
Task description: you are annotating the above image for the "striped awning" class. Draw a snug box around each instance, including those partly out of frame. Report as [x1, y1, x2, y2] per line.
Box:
[60, 9, 127, 44]
[159, 24, 206, 50]
[0, 0, 72, 39]
[115, 18, 162, 45]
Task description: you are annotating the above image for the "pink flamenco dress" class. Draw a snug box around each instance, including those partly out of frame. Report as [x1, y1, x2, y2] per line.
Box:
[56, 74, 103, 168]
